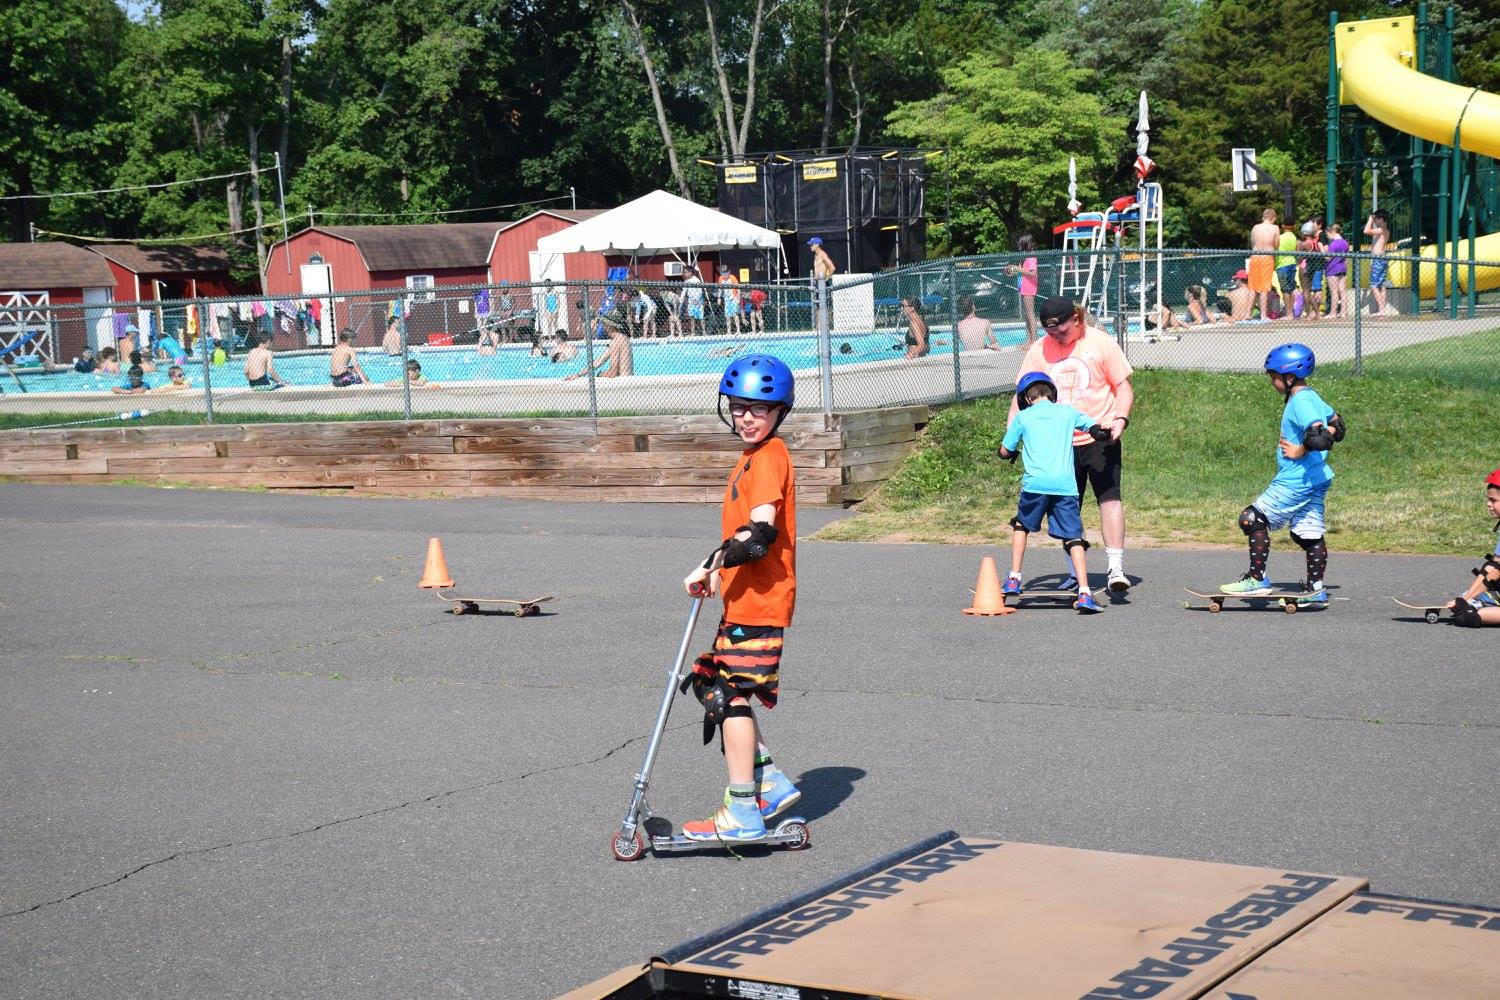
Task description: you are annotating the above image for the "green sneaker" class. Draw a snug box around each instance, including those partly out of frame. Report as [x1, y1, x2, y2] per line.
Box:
[1219, 574, 1273, 596]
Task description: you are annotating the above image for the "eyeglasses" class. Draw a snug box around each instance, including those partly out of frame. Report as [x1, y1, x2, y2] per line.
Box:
[729, 403, 775, 417]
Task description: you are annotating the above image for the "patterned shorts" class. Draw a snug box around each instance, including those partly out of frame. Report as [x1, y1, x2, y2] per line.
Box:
[692, 621, 784, 709]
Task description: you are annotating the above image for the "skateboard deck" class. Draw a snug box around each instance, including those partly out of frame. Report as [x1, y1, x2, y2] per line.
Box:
[436, 591, 554, 617]
[1390, 598, 1446, 623]
[1004, 588, 1081, 606]
[1184, 588, 1323, 614]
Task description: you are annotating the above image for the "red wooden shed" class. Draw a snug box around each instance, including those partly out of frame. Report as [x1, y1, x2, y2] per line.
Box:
[90, 243, 241, 304]
[0, 242, 116, 364]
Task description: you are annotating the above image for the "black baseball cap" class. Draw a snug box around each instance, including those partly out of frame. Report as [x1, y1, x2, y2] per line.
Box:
[1038, 297, 1076, 324]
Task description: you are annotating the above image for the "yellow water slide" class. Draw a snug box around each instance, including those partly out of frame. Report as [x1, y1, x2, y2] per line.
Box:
[1336, 16, 1500, 296]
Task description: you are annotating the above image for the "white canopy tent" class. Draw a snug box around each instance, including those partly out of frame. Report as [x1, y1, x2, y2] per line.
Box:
[535, 189, 783, 269]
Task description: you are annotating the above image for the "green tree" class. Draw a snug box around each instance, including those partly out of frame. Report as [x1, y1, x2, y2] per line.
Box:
[887, 47, 1120, 254]
[0, 0, 133, 242]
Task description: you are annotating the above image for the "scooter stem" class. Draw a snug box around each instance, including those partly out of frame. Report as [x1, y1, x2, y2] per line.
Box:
[621, 596, 704, 830]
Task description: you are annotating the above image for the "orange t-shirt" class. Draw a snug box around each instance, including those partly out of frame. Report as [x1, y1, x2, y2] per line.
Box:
[1016, 326, 1134, 445]
[720, 436, 797, 627]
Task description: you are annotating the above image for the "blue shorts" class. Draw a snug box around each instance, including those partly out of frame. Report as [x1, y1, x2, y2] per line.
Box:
[1276, 264, 1297, 291]
[1369, 257, 1388, 288]
[689, 302, 704, 320]
[1253, 482, 1329, 538]
[1311, 270, 1324, 292]
[1014, 491, 1083, 540]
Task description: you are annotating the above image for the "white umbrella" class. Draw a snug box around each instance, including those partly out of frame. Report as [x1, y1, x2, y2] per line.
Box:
[1134, 91, 1155, 180]
[1067, 156, 1081, 217]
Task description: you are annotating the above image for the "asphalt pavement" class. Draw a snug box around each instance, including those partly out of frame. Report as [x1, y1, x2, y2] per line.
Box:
[0, 484, 1494, 1000]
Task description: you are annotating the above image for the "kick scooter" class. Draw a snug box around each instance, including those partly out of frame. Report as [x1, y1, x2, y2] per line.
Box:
[610, 590, 810, 861]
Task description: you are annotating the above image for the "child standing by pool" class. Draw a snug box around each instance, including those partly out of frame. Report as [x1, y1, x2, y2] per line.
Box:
[1221, 342, 1344, 603]
[681, 354, 801, 842]
[1012, 234, 1040, 344]
[1363, 210, 1390, 316]
[1324, 224, 1349, 318]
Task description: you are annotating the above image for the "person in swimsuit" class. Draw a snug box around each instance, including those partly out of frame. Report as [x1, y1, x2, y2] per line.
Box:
[329, 329, 368, 386]
[1363, 210, 1390, 316]
[244, 336, 286, 388]
[1249, 208, 1279, 320]
[901, 296, 929, 358]
[564, 320, 633, 380]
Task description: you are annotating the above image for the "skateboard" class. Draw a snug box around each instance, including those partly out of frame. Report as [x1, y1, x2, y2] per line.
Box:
[436, 591, 554, 617]
[1004, 588, 1088, 609]
[1184, 588, 1324, 614]
[1391, 598, 1446, 624]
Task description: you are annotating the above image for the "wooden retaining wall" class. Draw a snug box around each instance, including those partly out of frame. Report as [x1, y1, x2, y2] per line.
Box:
[0, 408, 929, 504]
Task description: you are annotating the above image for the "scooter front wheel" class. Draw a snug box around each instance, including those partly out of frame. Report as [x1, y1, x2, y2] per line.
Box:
[778, 820, 811, 851]
[611, 827, 647, 861]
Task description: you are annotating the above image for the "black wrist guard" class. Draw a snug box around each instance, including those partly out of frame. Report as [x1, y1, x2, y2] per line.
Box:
[720, 521, 778, 567]
[1088, 424, 1111, 443]
[1304, 423, 1336, 451]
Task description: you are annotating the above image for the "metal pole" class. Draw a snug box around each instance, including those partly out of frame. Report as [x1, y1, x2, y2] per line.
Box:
[582, 285, 599, 420]
[399, 313, 412, 421]
[816, 274, 833, 415]
[201, 320, 214, 423]
[1467, 186, 1477, 318]
[1351, 255, 1363, 375]
[570, 186, 577, 211]
[1325, 12, 1340, 233]
[1350, 119, 1365, 316]
[948, 260, 961, 402]
[275, 153, 291, 274]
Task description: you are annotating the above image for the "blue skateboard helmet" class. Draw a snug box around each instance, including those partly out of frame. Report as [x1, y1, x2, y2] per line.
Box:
[718, 354, 794, 434]
[1014, 371, 1056, 409]
[1264, 342, 1315, 379]
[719, 353, 794, 407]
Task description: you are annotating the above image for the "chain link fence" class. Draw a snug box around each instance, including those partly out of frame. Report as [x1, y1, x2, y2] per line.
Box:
[2, 248, 1496, 427]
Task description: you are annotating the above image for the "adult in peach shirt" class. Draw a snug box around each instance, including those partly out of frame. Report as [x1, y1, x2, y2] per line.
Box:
[1008, 296, 1135, 592]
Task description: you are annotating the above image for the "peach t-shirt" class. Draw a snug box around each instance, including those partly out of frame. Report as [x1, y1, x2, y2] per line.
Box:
[720, 436, 797, 627]
[1016, 325, 1133, 445]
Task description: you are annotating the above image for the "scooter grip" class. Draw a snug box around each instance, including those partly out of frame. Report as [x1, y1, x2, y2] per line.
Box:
[688, 581, 709, 598]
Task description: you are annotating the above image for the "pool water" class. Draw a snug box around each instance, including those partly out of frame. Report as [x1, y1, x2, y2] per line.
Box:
[11, 328, 1029, 394]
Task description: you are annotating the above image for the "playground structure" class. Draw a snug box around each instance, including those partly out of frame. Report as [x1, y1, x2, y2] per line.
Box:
[1329, 8, 1500, 315]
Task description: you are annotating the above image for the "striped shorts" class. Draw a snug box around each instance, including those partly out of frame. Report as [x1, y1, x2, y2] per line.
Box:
[692, 621, 784, 709]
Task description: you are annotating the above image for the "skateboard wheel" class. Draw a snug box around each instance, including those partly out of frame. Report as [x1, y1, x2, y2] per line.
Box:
[1283, 600, 1297, 614]
[1424, 610, 1440, 624]
[611, 828, 647, 862]
[1208, 600, 1222, 613]
[451, 603, 466, 615]
[780, 821, 811, 851]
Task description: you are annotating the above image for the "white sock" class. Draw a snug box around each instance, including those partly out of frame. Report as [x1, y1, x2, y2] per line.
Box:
[1008, 570, 1022, 579]
[1106, 547, 1124, 571]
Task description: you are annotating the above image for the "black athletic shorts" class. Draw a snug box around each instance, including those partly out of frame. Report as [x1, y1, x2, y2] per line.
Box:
[1074, 438, 1122, 504]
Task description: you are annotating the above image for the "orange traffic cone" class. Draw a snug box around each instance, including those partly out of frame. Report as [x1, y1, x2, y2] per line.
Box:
[963, 556, 1015, 616]
[418, 537, 454, 590]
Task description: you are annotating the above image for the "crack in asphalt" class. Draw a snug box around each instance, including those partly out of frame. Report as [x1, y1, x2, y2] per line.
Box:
[0, 726, 660, 920]
[0, 687, 810, 921]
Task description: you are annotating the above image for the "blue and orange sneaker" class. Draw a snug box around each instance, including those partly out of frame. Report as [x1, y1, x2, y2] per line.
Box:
[1002, 574, 1022, 597]
[1074, 591, 1104, 614]
[682, 792, 767, 842]
[757, 767, 801, 820]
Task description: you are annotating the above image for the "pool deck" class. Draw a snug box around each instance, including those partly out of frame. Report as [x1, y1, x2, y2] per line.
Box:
[0, 314, 1491, 418]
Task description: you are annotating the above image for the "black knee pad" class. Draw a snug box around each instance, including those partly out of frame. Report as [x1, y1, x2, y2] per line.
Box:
[1063, 537, 1089, 554]
[1238, 505, 1269, 536]
[1451, 599, 1483, 628]
[1009, 517, 1029, 533]
[1289, 530, 1324, 551]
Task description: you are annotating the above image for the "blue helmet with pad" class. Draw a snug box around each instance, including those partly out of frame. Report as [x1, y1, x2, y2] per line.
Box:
[1264, 342, 1315, 379]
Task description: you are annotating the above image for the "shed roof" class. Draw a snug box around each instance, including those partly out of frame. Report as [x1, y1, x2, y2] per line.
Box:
[90, 243, 232, 274]
[309, 223, 505, 271]
[0, 242, 116, 289]
[271, 210, 610, 273]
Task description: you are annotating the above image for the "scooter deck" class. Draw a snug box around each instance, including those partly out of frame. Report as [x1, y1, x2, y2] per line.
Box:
[1005, 588, 1080, 604]
[650, 817, 811, 855]
[1391, 598, 1446, 623]
[436, 591, 554, 616]
[1185, 588, 1323, 614]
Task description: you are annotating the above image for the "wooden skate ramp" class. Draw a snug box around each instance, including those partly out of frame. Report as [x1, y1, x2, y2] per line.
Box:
[1205, 892, 1500, 999]
[656, 833, 1363, 1000]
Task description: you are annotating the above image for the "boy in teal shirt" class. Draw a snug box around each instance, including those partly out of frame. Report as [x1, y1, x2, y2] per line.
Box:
[1222, 342, 1344, 601]
[998, 372, 1110, 613]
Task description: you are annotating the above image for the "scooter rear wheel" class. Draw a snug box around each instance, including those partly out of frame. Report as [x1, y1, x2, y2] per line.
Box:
[611, 828, 647, 861]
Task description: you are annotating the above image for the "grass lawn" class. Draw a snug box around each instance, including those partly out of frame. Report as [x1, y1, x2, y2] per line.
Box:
[815, 328, 1499, 555]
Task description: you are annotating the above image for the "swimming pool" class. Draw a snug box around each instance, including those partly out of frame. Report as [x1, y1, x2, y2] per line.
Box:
[8, 328, 1030, 395]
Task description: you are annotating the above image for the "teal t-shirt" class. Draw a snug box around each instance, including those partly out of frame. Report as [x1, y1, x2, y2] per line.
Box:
[1001, 399, 1094, 496]
[1271, 387, 1336, 491]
